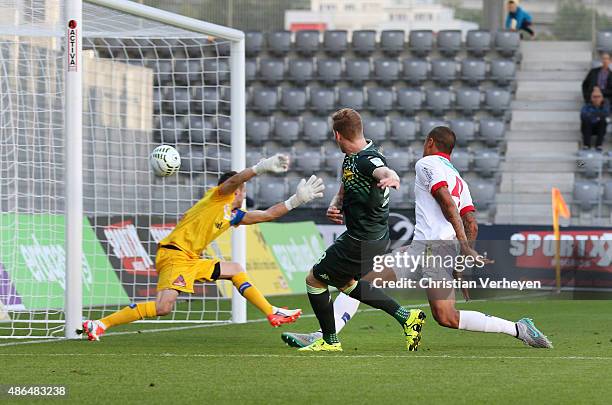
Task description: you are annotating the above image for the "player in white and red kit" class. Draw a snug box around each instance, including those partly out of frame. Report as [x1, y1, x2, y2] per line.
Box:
[282, 126, 552, 349]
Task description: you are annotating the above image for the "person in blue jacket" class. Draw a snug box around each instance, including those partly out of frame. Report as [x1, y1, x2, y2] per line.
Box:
[506, 1, 534, 38]
[581, 87, 610, 151]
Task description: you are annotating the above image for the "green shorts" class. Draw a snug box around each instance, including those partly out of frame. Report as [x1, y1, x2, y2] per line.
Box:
[312, 231, 389, 288]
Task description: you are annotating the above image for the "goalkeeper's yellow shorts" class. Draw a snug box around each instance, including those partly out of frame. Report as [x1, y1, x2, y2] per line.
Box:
[156, 245, 221, 294]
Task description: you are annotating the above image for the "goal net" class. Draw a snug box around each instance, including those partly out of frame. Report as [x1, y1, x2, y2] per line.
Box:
[0, 0, 246, 338]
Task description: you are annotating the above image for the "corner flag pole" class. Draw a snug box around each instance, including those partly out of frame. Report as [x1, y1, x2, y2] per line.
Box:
[551, 188, 570, 294]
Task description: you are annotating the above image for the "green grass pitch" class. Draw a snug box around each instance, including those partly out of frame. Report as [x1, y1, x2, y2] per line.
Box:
[1, 295, 611, 404]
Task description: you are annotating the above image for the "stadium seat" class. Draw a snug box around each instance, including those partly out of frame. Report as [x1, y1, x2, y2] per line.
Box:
[484, 88, 511, 116]
[153, 87, 162, 114]
[317, 58, 342, 86]
[489, 59, 516, 87]
[573, 180, 601, 211]
[367, 87, 393, 116]
[402, 175, 416, 203]
[603, 181, 612, 205]
[338, 87, 365, 110]
[154, 60, 173, 86]
[449, 119, 476, 146]
[294, 145, 323, 173]
[245, 31, 264, 57]
[280, 87, 307, 116]
[578, 149, 604, 179]
[479, 118, 506, 146]
[309, 86, 336, 115]
[246, 150, 264, 168]
[380, 30, 405, 56]
[461, 59, 486, 87]
[374, 58, 400, 86]
[155, 115, 185, 144]
[199, 87, 221, 115]
[267, 31, 291, 56]
[431, 59, 458, 86]
[597, 30, 612, 53]
[402, 58, 429, 86]
[389, 186, 409, 209]
[409, 30, 434, 57]
[257, 177, 288, 207]
[352, 30, 377, 56]
[390, 118, 417, 146]
[466, 30, 491, 57]
[437, 30, 462, 57]
[324, 148, 344, 173]
[173, 59, 201, 85]
[203, 59, 229, 84]
[295, 30, 320, 56]
[219, 87, 231, 114]
[186, 115, 215, 144]
[385, 149, 413, 173]
[323, 30, 348, 56]
[246, 116, 271, 146]
[363, 118, 387, 143]
[345, 58, 371, 86]
[251, 87, 278, 116]
[455, 87, 481, 116]
[214, 39, 231, 57]
[303, 118, 330, 145]
[470, 179, 496, 209]
[494, 31, 520, 57]
[396, 87, 423, 116]
[420, 118, 447, 139]
[473, 148, 501, 177]
[318, 174, 340, 208]
[217, 116, 231, 145]
[245, 58, 257, 83]
[425, 88, 451, 116]
[273, 118, 301, 146]
[287, 59, 314, 86]
[451, 148, 471, 172]
[181, 149, 205, 173]
[162, 87, 190, 115]
[259, 58, 285, 86]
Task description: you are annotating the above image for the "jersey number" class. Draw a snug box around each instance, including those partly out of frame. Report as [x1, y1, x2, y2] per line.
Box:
[450, 177, 463, 208]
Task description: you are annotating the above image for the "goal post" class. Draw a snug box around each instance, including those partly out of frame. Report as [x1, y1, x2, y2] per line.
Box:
[0, 0, 247, 339]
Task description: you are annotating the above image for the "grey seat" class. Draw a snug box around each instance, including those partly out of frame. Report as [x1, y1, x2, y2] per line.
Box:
[318, 175, 340, 208]
[203, 59, 229, 84]
[603, 181, 612, 204]
[186, 115, 215, 144]
[338, 87, 365, 110]
[345, 59, 371, 85]
[267, 31, 291, 56]
[246, 150, 264, 168]
[191, 86, 218, 114]
[280, 87, 307, 116]
[317, 58, 342, 86]
[402, 175, 416, 203]
[352, 30, 376, 56]
[473, 148, 501, 177]
[484, 88, 511, 116]
[217, 116, 231, 145]
[425, 88, 452, 116]
[295, 30, 320, 56]
[162, 87, 190, 115]
[470, 179, 495, 209]
[389, 186, 409, 209]
[451, 148, 471, 173]
[288, 59, 314, 86]
[597, 30, 612, 53]
[323, 30, 348, 56]
[367, 87, 393, 116]
[490, 59, 516, 87]
[209, 148, 232, 175]
[390, 118, 417, 146]
[578, 149, 604, 178]
[437, 30, 462, 57]
[154, 60, 173, 85]
[374, 58, 400, 86]
[273, 118, 301, 146]
[324, 149, 344, 173]
[396, 87, 423, 116]
[251, 87, 278, 115]
[479, 118, 506, 146]
[295, 146, 323, 173]
[245, 31, 264, 57]
[466, 30, 491, 57]
[420, 118, 447, 139]
[246, 58, 257, 83]
[402, 58, 429, 86]
[257, 178, 288, 207]
[380, 30, 405, 56]
[385, 149, 413, 173]
[181, 149, 205, 173]
[363, 118, 387, 143]
[455, 87, 481, 116]
[309, 87, 336, 115]
[573, 180, 600, 211]
[409, 30, 434, 57]
[259, 58, 285, 86]
[461, 59, 486, 86]
[246, 117, 271, 145]
[449, 119, 476, 146]
[173, 59, 201, 85]
[155, 115, 185, 144]
[495, 31, 520, 57]
[303, 118, 330, 145]
[431, 59, 458, 86]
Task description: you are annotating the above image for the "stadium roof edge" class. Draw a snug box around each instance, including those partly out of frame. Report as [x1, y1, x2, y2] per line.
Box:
[87, 0, 245, 41]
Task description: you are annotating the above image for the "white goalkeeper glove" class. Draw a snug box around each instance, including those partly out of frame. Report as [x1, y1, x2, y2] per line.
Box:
[284, 175, 325, 211]
[252, 154, 290, 175]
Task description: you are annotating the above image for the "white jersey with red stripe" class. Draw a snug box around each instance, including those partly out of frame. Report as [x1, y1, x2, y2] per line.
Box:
[413, 152, 475, 241]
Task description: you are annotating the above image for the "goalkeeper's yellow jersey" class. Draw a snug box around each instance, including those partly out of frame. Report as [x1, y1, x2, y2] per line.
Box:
[159, 186, 246, 258]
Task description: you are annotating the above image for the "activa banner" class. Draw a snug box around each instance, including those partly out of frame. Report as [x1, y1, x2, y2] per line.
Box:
[0, 214, 128, 309]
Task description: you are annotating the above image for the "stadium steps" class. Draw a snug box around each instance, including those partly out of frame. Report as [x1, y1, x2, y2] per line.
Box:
[496, 41, 586, 225]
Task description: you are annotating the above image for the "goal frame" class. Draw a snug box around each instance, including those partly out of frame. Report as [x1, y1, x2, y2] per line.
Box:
[64, 0, 247, 339]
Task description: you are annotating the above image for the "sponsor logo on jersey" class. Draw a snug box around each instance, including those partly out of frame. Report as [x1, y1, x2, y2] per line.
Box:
[172, 275, 186, 287]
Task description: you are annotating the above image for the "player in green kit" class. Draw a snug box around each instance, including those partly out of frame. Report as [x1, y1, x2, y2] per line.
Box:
[298, 108, 426, 352]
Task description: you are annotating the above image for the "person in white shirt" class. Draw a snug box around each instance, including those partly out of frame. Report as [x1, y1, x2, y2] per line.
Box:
[282, 126, 552, 349]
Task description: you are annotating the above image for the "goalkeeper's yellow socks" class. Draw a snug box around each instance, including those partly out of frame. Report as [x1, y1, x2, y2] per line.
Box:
[99, 301, 157, 329]
[232, 272, 273, 315]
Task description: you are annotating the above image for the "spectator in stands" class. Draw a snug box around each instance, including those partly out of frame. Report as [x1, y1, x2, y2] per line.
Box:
[582, 52, 612, 104]
[581, 87, 610, 151]
[506, 1, 534, 39]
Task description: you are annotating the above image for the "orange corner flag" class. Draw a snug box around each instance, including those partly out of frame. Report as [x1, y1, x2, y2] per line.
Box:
[552, 188, 570, 219]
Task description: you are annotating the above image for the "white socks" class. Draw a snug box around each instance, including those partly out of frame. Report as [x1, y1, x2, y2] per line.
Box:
[316, 292, 361, 334]
[458, 310, 517, 337]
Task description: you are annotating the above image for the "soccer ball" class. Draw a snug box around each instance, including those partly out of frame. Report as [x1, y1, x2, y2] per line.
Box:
[149, 145, 181, 177]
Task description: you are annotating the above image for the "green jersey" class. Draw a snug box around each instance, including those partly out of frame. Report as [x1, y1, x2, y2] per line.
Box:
[341, 140, 390, 241]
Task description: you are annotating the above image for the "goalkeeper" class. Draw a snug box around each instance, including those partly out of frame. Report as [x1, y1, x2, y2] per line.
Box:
[80, 154, 324, 341]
